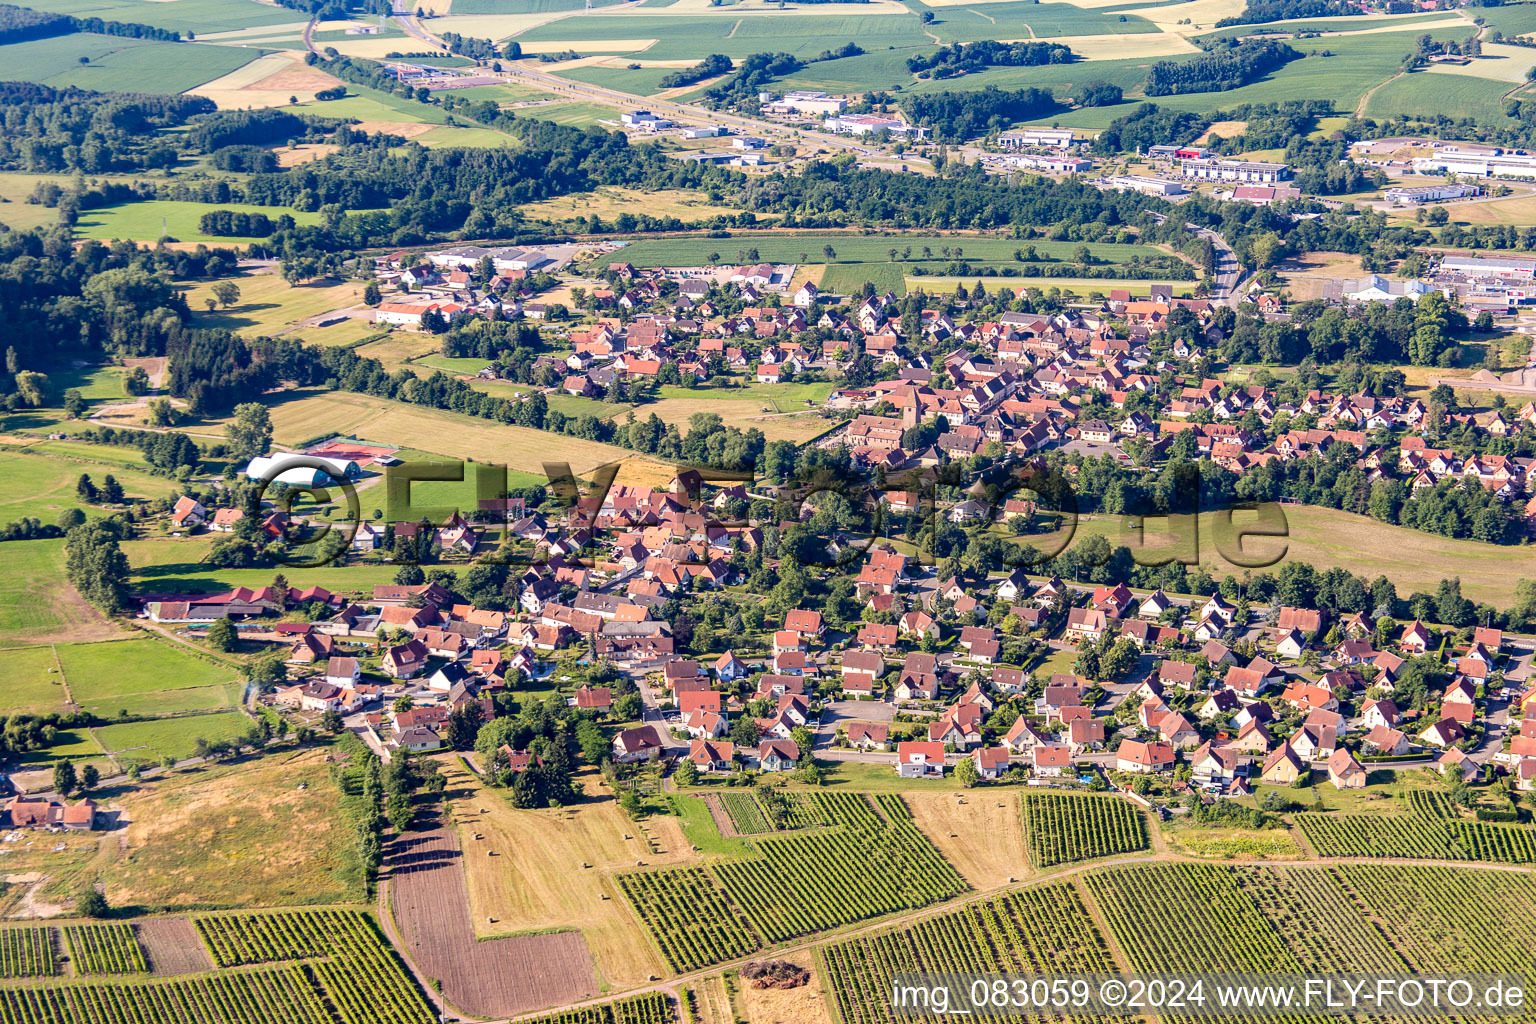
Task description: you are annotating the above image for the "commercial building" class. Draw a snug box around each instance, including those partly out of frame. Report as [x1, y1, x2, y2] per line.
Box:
[1439, 255, 1536, 280]
[1412, 151, 1536, 178]
[1003, 154, 1093, 174]
[998, 128, 1074, 151]
[823, 114, 926, 138]
[621, 110, 674, 132]
[1385, 183, 1481, 204]
[763, 90, 846, 115]
[1178, 157, 1290, 184]
[1102, 174, 1186, 197]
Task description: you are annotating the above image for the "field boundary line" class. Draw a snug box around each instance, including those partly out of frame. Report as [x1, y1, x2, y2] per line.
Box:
[49, 644, 74, 706]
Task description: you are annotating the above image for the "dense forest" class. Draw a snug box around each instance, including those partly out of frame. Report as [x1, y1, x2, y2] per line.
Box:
[1144, 39, 1302, 96]
[905, 41, 1075, 80]
[0, 3, 179, 43]
[1215, 0, 1355, 26]
[658, 53, 732, 89]
[0, 82, 212, 172]
[898, 88, 1059, 143]
[704, 46, 861, 110]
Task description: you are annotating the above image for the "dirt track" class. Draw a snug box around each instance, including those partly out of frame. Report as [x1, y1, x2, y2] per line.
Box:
[385, 819, 600, 1018]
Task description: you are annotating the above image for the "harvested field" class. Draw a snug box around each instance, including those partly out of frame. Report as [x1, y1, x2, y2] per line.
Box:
[738, 952, 837, 1024]
[135, 918, 215, 977]
[196, 389, 677, 486]
[1046, 31, 1198, 60]
[442, 762, 693, 987]
[251, 64, 344, 93]
[351, 120, 437, 138]
[189, 50, 343, 108]
[905, 790, 1029, 889]
[277, 143, 339, 167]
[385, 821, 600, 1018]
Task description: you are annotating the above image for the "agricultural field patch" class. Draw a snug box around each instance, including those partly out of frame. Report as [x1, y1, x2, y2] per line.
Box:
[819, 883, 1120, 1024]
[54, 637, 237, 716]
[182, 270, 371, 338]
[61, 924, 148, 975]
[77, 201, 328, 246]
[441, 762, 692, 988]
[1334, 864, 1536, 984]
[0, 647, 73, 715]
[620, 792, 969, 971]
[0, 928, 57, 979]
[519, 186, 751, 224]
[92, 712, 252, 764]
[0, 448, 175, 526]
[193, 389, 676, 486]
[0, 34, 263, 94]
[98, 748, 369, 910]
[1021, 792, 1149, 868]
[905, 790, 1028, 889]
[1292, 812, 1536, 863]
[1365, 70, 1517, 126]
[1016, 503, 1535, 607]
[0, 540, 126, 648]
[20, 0, 302, 35]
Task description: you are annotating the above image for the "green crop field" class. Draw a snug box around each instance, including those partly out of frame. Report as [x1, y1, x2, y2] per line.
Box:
[92, 712, 252, 762]
[1022, 793, 1149, 868]
[0, 449, 174, 527]
[451, 0, 627, 13]
[1365, 70, 1517, 126]
[0, 647, 70, 714]
[0, 928, 57, 979]
[20, 0, 303, 35]
[62, 924, 148, 976]
[57, 636, 238, 703]
[820, 882, 1120, 1024]
[1294, 813, 1536, 863]
[917, 0, 1160, 41]
[552, 65, 678, 97]
[294, 84, 453, 125]
[514, 993, 675, 1024]
[620, 791, 968, 970]
[0, 540, 127, 647]
[0, 909, 434, 1024]
[530, 101, 624, 128]
[0, 34, 262, 93]
[949, 28, 1475, 129]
